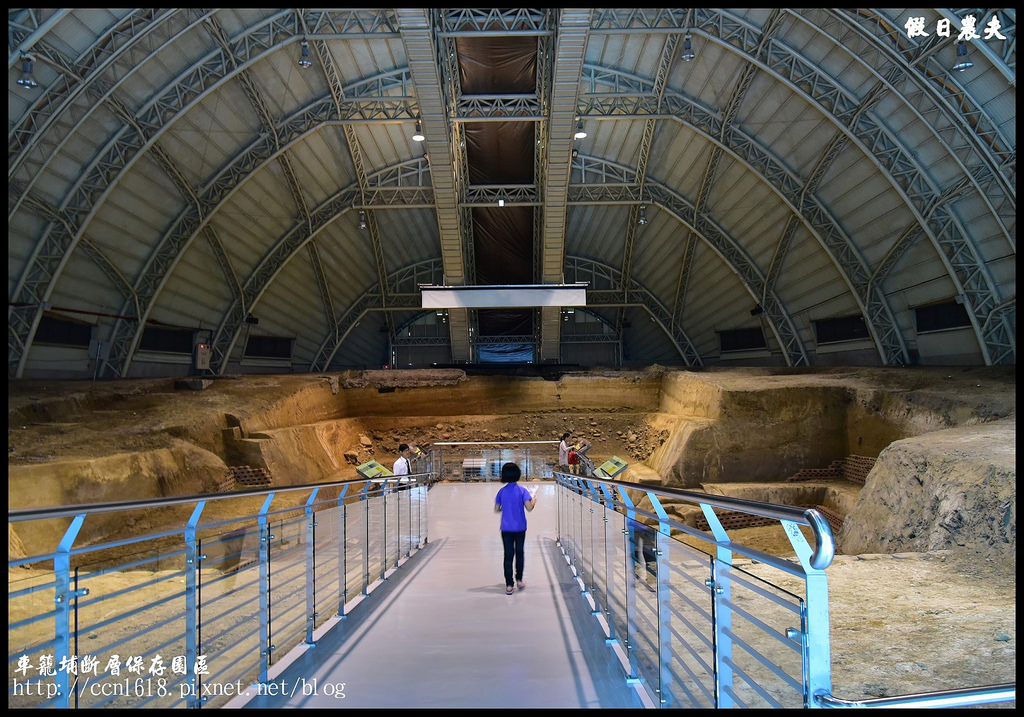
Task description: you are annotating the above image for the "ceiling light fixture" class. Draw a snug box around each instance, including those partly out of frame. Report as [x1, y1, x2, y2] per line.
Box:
[573, 119, 587, 140]
[638, 204, 649, 225]
[951, 41, 973, 72]
[681, 34, 695, 62]
[298, 40, 312, 68]
[17, 55, 38, 89]
[412, 119, 425, 142]
[358, 210, 367, 230]
[498, 198, 505, 207]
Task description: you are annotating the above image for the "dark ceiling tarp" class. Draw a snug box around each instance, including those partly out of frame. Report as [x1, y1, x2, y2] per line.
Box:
[465, 121, 534, 184]
[457, 37, 537, 94]
[457, 37, 538, 341]
[472, 206, 533, 285]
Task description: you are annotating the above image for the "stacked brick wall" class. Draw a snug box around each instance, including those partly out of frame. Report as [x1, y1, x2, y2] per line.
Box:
[226, 465, 272, 489]
[787, 455, 875, 484]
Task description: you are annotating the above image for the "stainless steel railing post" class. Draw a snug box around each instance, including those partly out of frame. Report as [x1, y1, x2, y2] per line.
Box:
[699, 502, 733, 708]
[53, 514, 86, 709]
[257, 494, 275, 684]
[304, 488, 320, 646]
[184, 501, 206, 707]
[648, 492, 674, 707]
[615, 486, 642, 684]
[337, 484, 349, 616]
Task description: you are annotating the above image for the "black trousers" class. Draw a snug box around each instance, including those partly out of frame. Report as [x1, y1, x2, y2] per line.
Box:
[501, 530, 526, 587]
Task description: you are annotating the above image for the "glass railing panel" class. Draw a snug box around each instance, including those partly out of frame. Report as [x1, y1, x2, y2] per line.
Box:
[587, 496, 611, 617]
[267, 512, 309, 668]
[10, 476, 438, 709]
[365, 494, 386, 583]
[568, 487, 583, 572]
[661, 539, 716, 709]
[9, 566, 60, 708]
[579, 495, 595, 590]
[345, 496, 369, 597]
[59, 541, 187, 708]
[384, 489, 400, 570]
[312, 503, 344, 631]
[603, 506, 630, 650]
[626, 522, 661, 702]
[410, 484, 427, 547]
[196, 521, 262, 707]
[718, 560, 806, 709]
[399, 485, 414, 559]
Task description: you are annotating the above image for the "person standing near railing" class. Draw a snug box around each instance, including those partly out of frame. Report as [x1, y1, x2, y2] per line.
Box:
[493, 462, 536, 595]
[393, 443, 413, 489]
[558, 432, 573, 474]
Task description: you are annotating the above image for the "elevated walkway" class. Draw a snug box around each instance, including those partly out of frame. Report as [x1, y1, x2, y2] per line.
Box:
[238, 482, 643, 708]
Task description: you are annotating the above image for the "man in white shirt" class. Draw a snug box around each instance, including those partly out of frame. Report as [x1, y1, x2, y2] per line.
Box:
[393, 443, 413, 485]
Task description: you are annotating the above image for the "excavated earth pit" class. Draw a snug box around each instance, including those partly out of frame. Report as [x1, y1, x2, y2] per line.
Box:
[7, 365, 1016, 705]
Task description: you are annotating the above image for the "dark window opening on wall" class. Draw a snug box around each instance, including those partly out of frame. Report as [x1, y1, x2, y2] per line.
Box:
[814, 314, 870, 344]
[245, 335, 294, 359]
[140, 325, 194, 354]
[718, 327, 767, 352]
[914, 299, 971, 333]
[35, 313, 93, 347]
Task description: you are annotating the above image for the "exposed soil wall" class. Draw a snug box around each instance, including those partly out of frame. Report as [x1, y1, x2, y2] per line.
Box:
[839, 418, 1016, 557]
[8, 366, 1015, 565]
[655, 373, 852, 486]
[8, 440, 227, 557]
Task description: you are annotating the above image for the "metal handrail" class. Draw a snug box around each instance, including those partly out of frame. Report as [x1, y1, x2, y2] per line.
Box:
[815, 683, 1016, 708]
[7, 471, 436, 523]
[560, 472, 836, 570]
[9, 471, 436, 708]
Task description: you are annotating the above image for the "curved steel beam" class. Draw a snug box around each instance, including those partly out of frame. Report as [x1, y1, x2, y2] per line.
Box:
[9, 10, 204, 185]
[580, 61, 891, 366]
[807, 9, 1014, 247]
[568, 157, 810, 368]
[7, 9, 71, 68]
[311, 259, 445, 371]
[207, 187, 361, 373]
[10, 10, 410, 377]
[690, 8, 1007, 364]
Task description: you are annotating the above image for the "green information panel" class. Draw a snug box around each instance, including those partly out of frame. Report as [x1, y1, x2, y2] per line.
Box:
[356, 460, 393, 481]
[595, 455, 628, 479]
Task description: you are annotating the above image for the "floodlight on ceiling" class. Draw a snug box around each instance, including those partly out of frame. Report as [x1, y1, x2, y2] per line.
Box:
[681, 34, 695, 62]
[298, 40, 312, 68]
[412, 119, 425, 142]
[573, 119, 587, 140]
[638, 204, 649, 225]
[17, 55, 38, 89]
[358, 210, 367, 230]
[951, 41, 973, 72]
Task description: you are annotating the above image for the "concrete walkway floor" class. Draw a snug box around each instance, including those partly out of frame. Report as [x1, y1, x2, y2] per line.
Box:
[239, 481, 644, 709]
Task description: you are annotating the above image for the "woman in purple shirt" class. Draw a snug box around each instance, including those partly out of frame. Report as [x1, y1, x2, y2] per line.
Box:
[494, 462, 536, 595]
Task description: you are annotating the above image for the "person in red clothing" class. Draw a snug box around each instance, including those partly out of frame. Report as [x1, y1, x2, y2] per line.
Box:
[567, 446, 580, 475]
[493, 462, 536, 594]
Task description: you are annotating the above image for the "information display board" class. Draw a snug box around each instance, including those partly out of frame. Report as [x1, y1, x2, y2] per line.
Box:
[356, 460, 393, 481]
[595, 455, 628, 479]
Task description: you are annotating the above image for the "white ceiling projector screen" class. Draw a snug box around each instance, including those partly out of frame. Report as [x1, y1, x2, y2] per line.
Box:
[421, 284, 587, 309]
